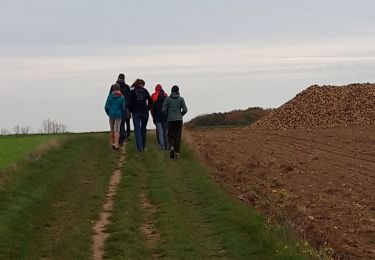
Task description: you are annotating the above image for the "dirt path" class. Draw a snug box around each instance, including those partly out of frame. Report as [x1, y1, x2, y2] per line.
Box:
[140, 191, 161, 257]
[92, 147, 125, 260]
[189, 126, 375, 259]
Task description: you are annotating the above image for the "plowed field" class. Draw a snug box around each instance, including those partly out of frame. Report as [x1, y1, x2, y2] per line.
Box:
[189, 126, 375, 259]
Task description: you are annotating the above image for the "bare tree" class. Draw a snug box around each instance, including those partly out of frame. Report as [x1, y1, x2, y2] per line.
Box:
[54, 122, 67, 134]
[21, 126, 31, 135]
[60, 124, 67, 133]
[42, 119, 67, 134]
[13, 125, 20, 135]
[42, 119, 53, 134]
[52, 121, 59, 134]
[0, 128, 8, 136]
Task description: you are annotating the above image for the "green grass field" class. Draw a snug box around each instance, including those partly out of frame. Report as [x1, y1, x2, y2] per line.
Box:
[0, 134, 56, 171]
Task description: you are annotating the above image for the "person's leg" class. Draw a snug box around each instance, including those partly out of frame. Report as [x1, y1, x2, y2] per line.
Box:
[132, 114, 143, 151]
[119, 117, 126, 145]
[111, 132, 115, 146]
[109, 118, 115, 147]
[162, 122, 168, 149]
[126, 118, 131, 138]
[167, 121, 175, 150]
[156, 122, 164, 148]
[168, 121, 178, 159]
[114, 119, 121, 149]
[174, 121, 183, 155]
[155, 122, 160, 145]
[141, 113, 149, 150]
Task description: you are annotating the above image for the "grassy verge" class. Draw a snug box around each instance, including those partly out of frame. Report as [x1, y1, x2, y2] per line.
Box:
[0, 133, 116, 259]
[107, 136, 310, 259]
[0, 134, 56, 171]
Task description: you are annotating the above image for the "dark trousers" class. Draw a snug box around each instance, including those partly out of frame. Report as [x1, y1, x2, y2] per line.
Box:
[125, 118, 131, 137]
[119, 117, 126, 145]
[168, 120, 183, 153]
[133, 113, 149, 151]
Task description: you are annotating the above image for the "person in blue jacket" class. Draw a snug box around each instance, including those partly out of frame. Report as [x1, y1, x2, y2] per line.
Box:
[109, 73, 131, 145]
[105, 83, 126, 150]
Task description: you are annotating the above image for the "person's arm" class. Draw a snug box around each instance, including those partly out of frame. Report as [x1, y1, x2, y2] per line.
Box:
[125, 85, 131, 109]
[181, 98, 188, 116]
[129, 91, 134, 113]
[104, 95, 110, 115]
[150, 101, 156, 117]
[122, 96, 126, 117]
[146, 90, 152, 111]
[162, 97, 168, 114]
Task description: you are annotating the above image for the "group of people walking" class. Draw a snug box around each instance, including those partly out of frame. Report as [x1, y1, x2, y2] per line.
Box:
[104, 73, 188, 159]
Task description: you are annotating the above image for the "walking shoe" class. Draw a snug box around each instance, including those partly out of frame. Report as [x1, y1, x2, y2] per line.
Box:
[174, 152, 180, 159]
[169, 146, 175, 159]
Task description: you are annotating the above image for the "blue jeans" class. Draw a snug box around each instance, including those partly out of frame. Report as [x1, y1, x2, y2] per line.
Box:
[132, 113, 149, 151]
[155, 121, 168, 149]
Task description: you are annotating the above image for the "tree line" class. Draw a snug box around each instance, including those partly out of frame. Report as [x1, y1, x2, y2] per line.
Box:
[0, 119, 67, 136]
[185, 107, 271, 128]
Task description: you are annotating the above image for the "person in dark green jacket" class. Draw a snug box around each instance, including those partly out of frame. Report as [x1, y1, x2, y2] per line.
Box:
[162, 85, 188, 159]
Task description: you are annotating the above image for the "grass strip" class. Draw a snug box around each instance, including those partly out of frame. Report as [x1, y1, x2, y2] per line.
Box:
[0, 134, 55, 171]
[144, 144, 226, 259]
[0, 133, 115, 259]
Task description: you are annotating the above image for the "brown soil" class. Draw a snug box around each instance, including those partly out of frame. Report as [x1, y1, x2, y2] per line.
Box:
[92, 149, 125, 260]
[188, 126, 375, 259]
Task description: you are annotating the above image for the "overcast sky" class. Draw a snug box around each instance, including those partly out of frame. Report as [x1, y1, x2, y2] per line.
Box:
[1, 0, 375, 132]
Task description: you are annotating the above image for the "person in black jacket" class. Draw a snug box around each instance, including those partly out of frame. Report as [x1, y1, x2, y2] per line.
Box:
[109, 73, 131, 145]
[129, 79, 152, 152]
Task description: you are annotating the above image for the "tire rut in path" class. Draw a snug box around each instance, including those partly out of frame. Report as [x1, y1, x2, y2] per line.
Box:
[92, 147, 125, 260]
[140, 191, 161, 257]
[139, 161, 161, 259]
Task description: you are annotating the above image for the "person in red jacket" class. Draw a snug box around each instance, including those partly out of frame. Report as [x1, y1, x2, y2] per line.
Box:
[151, 84, 168, 148]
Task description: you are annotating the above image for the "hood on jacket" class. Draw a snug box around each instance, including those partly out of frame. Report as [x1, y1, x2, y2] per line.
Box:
[151, 85, 167, 102]
[112, 90, 123, 97]
[171, 85, 179, 93]
[155, 84, 163, 92]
